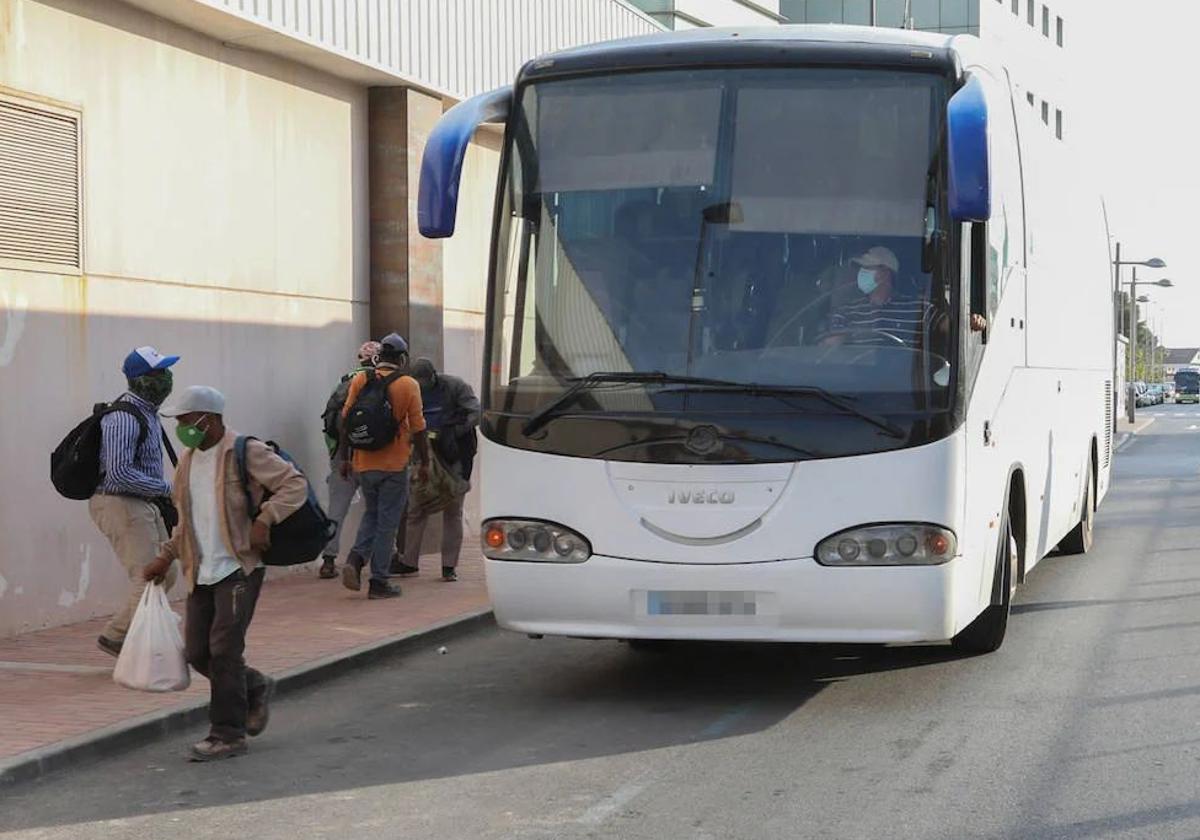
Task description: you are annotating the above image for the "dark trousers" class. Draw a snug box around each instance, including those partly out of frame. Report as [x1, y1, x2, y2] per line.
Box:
[185, 567, 268, 742]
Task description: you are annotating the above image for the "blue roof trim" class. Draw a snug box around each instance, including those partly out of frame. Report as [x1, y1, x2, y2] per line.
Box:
[947, 74, 990, 223]
[418, 86, 512, 239]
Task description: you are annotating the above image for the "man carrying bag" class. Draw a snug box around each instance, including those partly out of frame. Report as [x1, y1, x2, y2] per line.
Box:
[143, 386, 307, 762]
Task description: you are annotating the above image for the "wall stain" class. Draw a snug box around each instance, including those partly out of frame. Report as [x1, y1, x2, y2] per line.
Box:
[0, 286, 29, 367]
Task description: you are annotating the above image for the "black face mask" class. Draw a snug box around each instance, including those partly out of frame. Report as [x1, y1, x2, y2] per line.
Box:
[129, 370, 174, 406]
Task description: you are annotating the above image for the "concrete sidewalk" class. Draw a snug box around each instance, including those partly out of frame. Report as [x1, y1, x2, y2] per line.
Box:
[1115, 415, 1156, 451]
[0, 548, 490, 785]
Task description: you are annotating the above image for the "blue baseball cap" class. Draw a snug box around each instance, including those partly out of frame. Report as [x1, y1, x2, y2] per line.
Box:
[122, 346, 180, 379]
[379, 333, 409, 355]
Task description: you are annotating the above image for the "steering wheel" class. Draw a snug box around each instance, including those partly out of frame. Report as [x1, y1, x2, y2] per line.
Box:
[840, 329, 908, 347]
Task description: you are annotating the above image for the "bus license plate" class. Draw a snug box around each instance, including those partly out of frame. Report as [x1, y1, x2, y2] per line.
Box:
[646, 591, 757, 617]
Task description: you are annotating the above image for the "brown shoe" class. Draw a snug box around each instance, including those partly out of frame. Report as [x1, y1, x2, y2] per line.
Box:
[97, 635, 123, 658]
[341, 553, 364, 591]
[189, 737, 248, 762]
[318, 557, 337, 579]
[246, 677, 276, 737]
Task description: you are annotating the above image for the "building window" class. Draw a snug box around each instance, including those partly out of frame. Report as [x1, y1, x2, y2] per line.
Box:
[0, 94, 82, 270]
[1042, 5, 1050, 36]
[1057, 16, 1064, 46]
[1056, 109, 1063, 140]
[1027, 91, 1035, 106]
[1012, 0, 1018, 13]
[1027, 0, 1034, 25]
[1041, 100, 1049, 125]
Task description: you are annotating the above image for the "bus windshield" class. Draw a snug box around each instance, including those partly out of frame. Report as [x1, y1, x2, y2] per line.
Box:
[1175, 369, 1199, 393]
[488, 66, 957, 462]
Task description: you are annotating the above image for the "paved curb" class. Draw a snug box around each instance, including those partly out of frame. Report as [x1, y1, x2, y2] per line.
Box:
[1115, 416, 1156, 453]
[0, 607, 494, 788]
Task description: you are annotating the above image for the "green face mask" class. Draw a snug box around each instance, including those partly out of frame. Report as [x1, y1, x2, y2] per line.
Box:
[176, 416, 209, 450]
[129, 370, 174, 406]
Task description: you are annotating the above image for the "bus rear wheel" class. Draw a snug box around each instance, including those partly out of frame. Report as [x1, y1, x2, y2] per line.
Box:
[1058, 461, 1095, 555]
[952, 514, 1016, 655]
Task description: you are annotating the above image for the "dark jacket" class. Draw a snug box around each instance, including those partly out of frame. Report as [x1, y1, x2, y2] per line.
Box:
[422, 374, 481, 480]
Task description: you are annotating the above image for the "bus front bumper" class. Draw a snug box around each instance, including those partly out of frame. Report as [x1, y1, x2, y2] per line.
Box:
[484, 554, 968, 644]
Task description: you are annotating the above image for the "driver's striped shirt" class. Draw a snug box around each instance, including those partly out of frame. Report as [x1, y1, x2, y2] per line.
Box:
[825, 295, 938, 347]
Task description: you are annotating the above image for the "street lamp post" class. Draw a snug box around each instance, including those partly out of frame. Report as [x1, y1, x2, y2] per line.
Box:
[1113, 243, 1167, 424]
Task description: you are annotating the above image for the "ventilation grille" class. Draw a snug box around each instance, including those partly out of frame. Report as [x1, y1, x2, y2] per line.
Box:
[0, 97, 81, 269]
[1104, 380, 1113, 467]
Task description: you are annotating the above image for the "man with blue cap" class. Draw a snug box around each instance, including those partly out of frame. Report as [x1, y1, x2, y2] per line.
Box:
[90, 345, 180, 658]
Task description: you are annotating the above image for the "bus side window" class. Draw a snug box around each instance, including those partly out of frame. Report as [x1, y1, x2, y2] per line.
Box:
[967, 221, 989, 344]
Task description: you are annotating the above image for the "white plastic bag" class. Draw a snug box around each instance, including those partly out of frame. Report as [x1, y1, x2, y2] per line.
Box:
[113, 582, 190, 692]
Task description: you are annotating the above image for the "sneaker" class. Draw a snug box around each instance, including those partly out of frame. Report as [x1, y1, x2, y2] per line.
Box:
[246, 677, 276, 737]
[441, 567, 458, 582]
[367, 581, 402, 600]
[341, 553, 364, 592]
[189, 736, 248, 762]
[318, 557, 337, 579]
[390, 558, 420, 577]
[97, 635, 123, 658]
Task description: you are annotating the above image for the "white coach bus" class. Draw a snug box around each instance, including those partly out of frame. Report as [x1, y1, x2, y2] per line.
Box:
[419, 26, 1113, 653]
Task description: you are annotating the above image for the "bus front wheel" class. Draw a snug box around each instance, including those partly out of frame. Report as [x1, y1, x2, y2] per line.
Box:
[951, 513, 1016, 655]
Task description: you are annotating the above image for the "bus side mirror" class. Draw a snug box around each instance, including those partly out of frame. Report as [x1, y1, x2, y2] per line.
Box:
[418, 86, 512, 239]
[947, 75, 991, 223]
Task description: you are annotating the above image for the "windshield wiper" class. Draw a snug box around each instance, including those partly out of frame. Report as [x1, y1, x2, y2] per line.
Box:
[594, 430, 822, 460]
[661, 380, 907, 439]
[521, 371, 906, 440]
[522, 371, 701, 437]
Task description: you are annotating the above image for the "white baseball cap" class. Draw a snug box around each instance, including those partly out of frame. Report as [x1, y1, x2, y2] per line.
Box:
[851, 246, 900, 274]
[161, 385, 226, 417]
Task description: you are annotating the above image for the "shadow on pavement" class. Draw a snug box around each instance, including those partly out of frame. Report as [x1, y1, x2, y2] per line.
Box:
[0, 632, 963, 830]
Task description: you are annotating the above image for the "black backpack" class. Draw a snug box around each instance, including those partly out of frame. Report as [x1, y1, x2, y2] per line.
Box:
[234, 436, 335, 566]
[343, 371, 402, 451]
[51, 401, 150, 500]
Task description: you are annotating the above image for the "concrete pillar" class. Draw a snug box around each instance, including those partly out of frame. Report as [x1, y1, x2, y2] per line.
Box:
[367, 86, 444, 367]
[367, 86, 447, 563]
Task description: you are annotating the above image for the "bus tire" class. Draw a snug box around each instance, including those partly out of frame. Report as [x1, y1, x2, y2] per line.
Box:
[1058, 460, 1095, 556]
[951, 514, 1016, 655]
[626, 639, 672, 652]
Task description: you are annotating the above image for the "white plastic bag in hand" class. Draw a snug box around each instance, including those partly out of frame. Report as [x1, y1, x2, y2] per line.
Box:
[113, 582, 190, 692]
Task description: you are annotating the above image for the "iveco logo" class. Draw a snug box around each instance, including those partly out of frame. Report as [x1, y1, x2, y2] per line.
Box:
[667, 489, 735, 505]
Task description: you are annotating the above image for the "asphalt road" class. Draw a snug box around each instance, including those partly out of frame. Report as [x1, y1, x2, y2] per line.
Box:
[4, 404, 1200, 840]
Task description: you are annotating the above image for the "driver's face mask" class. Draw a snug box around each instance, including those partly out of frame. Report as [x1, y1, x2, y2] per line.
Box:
[857, 268, 880, 295]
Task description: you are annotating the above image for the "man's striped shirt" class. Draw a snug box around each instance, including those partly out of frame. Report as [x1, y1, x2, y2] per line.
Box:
[826, 294, 938, 348]
[97, 392, 170, 497]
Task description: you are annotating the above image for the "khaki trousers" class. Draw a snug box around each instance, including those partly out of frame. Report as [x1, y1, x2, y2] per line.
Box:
[89, 495, 177, 642]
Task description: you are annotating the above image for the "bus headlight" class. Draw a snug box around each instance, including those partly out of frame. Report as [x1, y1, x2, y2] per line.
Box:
[815, 525, 957, 566]
[482, 519, 591, 563]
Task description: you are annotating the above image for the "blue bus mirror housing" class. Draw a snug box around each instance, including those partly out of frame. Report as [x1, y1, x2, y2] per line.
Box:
[947, 75, 991, 223]
[418, 86, 512, 239]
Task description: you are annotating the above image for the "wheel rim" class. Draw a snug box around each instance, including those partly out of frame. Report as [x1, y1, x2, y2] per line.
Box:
[1082, 473, 1094, 546]
[1007, 524, 1019, 599]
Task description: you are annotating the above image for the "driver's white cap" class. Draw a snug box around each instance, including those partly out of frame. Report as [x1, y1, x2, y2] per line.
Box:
[851, 246, 900, 273]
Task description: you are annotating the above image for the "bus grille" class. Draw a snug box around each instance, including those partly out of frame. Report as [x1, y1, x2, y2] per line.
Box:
[1104, 381, 1113, 467]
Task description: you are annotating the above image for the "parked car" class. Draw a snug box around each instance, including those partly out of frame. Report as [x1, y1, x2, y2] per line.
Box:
[1148, 384, 1166, 405]
[1134, 382, 1155, 407]
[1164, 382, 1177, 401]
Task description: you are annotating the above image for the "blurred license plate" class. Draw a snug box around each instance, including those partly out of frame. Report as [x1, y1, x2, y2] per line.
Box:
[646, 591, 757, 616]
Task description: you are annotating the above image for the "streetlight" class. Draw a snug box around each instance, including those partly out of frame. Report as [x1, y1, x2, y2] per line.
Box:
[1113, 242, 1169, 424]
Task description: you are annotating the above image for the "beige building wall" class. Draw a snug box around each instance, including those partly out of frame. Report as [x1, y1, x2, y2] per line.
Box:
[0, 0, 370, 636]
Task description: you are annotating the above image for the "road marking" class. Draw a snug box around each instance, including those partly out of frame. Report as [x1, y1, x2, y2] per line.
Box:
[699, 703, 754, 739]
[577, 772, 654, 826]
